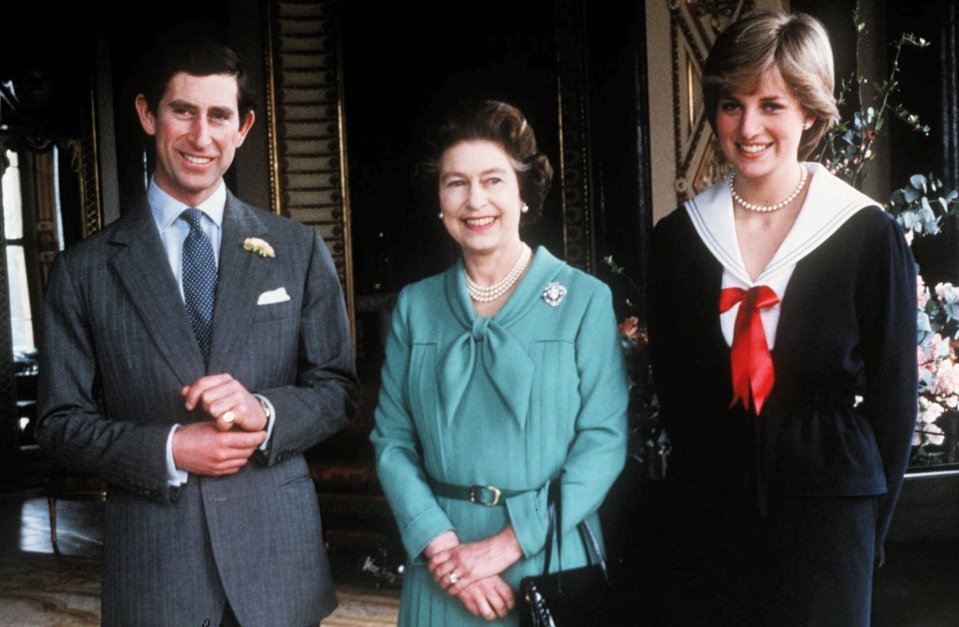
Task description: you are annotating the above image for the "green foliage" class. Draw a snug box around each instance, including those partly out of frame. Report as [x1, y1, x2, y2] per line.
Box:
[602, 256, 668, 480]
[824, 13, 959, 465]
[819, 28, 930, 187]
[888, 174, 959, 237]
[602, 255, 640, 309]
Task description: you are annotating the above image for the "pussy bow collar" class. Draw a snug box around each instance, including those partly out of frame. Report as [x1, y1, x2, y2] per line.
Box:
[437, 246, 564, 428]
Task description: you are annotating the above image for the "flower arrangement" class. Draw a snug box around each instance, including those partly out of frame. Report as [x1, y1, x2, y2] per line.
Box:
[817, 26, 930, 188]
[604, 258, 669, 480]
[818, 14, 959, 466]
[914, 277, 959, 462]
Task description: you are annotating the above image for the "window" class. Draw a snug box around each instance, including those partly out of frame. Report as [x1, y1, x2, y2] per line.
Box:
[1, 146, 64, 447]
[3, 149, 34, 353]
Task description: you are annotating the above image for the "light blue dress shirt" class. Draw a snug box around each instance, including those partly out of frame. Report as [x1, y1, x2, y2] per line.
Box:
[149, 178, 226, 294]
[147, 179, 276, 485]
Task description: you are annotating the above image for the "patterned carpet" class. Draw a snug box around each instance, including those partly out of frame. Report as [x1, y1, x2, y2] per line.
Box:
[0, 551, 399, 627]
[0, 552, 99, 626]
[325, 588, 401, 627]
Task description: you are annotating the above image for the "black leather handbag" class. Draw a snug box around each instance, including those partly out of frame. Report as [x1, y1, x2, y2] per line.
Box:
[518, 479, 610, 627]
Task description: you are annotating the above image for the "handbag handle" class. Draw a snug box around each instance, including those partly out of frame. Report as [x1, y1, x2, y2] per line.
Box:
[540, 478, 609, 591]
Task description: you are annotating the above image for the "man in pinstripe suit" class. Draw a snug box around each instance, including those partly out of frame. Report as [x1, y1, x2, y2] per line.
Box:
[36, 34, 357, 626]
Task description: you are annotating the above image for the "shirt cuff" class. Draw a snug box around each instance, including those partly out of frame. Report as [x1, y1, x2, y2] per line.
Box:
[166, 424, 189, 486]
[254, 394, 276, 450]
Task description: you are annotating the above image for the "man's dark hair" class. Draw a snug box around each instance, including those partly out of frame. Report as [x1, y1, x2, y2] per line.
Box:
[139, 32, 255, 120]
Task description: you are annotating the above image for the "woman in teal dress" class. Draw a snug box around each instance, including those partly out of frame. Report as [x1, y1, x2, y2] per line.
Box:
[371, 100, 629, 625]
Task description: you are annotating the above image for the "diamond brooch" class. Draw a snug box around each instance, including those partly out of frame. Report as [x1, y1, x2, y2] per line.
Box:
[542, 282, 567, 307]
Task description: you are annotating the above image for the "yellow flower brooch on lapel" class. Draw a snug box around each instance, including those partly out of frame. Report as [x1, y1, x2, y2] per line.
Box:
[243, 237, 275, 258]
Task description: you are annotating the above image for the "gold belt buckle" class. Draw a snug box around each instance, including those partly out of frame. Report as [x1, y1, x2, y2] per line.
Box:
[468, 485, 502, 506]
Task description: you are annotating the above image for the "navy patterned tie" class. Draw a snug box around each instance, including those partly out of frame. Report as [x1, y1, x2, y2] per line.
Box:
[181, 208, 217, 363]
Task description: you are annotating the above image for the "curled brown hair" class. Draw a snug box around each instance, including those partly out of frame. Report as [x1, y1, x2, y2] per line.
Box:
[417, 100, 553, 223]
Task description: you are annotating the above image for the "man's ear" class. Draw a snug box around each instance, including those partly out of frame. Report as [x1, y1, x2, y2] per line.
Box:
[234, 110, 255, 147]
[135, 94, 157, 137]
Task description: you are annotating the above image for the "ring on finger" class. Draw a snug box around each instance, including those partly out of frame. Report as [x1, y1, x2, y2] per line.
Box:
[221, 410, 236, 424]
[448, 572, 459, 585]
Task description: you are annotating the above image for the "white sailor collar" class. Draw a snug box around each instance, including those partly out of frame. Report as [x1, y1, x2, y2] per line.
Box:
[685, 162, 878, 286]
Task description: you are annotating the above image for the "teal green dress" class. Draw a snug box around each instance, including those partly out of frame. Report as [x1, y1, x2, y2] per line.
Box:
[371, 247, 629, 626]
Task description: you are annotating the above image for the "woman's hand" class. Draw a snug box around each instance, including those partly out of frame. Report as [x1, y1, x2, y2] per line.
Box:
[456, 575, 515, 621]
[423, 530, 460, 560]
[428, 525, 523, 595]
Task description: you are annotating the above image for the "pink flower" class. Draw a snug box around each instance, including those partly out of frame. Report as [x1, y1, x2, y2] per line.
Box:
[924, 422, 946, 446]
[930, 333, 944, 360]
[935, 282, 957, 301]
[914, 421, 946, 447]
[619, 316, 641, 344]
[919, 398, 945, 423]
[933, 361, 959, 396]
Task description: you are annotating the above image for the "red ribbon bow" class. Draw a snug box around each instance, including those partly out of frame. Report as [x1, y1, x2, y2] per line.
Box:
[719, 286, 780, 414]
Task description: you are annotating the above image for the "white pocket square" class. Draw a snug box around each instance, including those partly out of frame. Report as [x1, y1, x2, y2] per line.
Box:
[257, 287, 291, 305]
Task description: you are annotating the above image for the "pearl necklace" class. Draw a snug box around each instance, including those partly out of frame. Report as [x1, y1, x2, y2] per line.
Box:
[729, 165, 808, 213]
[465, 244, 532, 303]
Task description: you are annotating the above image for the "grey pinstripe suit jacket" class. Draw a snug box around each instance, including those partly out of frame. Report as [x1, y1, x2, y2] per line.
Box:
[37, 191, 358, 626]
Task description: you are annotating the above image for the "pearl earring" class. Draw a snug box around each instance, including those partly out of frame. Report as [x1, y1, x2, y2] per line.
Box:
[803, 121, 812, 131]
[521, 203, 529, 214]
[438, 212, 444, 219]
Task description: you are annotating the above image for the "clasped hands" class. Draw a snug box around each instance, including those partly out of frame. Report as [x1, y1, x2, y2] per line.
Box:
[425, 526, 523, 621]
[171, 374, 269, 477]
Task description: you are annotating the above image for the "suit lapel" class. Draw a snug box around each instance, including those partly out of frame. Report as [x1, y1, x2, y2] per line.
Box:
[109, 201, 206, 386]
[208, 193, 271, 375]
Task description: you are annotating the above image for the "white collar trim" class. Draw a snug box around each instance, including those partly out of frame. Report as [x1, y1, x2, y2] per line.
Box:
[685, 163, 877, 286]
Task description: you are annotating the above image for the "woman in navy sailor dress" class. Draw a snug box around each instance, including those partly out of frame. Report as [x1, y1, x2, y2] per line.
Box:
[648, 12, 917, 627]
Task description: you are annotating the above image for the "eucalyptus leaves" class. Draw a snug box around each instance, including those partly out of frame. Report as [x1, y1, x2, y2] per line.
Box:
[819, 16, 959, 465]
[888, 174, 959, 240]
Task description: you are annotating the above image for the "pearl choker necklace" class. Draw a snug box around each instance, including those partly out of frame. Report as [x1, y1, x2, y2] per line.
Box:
[729, 165, 808, 213]
[465, 244, 532, 303]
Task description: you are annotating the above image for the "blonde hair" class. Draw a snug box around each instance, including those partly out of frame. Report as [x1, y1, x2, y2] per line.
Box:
[702, 11, 839, 158]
